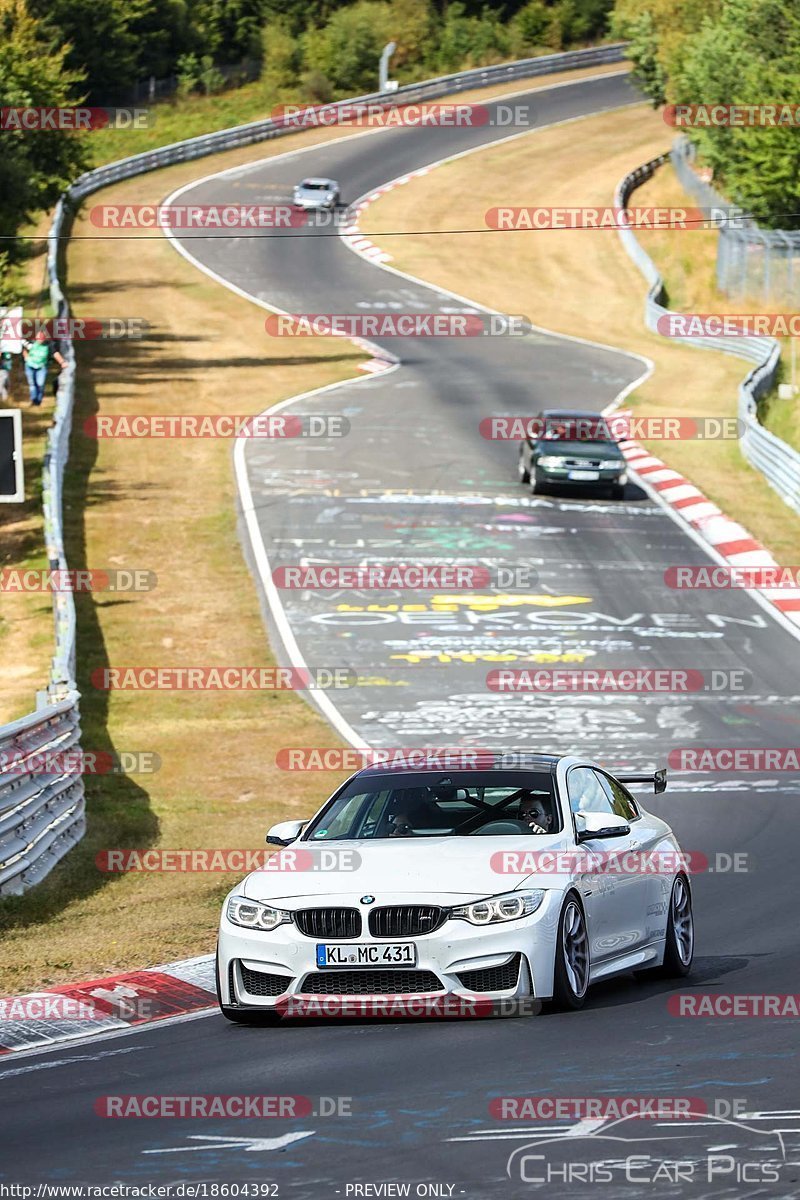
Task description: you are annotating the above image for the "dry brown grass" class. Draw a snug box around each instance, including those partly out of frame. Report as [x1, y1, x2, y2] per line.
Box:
[360, 103, 800, 565]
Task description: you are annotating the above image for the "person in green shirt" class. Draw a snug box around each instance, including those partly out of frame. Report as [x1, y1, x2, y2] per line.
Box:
[22, 329, 66, 406]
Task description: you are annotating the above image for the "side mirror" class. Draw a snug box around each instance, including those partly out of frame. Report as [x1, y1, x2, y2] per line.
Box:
[575, 812, 630, 842]
[266, 819, 307, 847]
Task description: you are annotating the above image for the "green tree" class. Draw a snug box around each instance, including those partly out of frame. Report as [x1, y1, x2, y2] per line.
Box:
[433, 3, 510, 73]
[261, 16, 302, 92]
[192, 0, 267, 62]
[0, 0, 89, 270]
[127, 0, 197, 81]
[509, 1, 552, 54]
[611, 0, 719, 106]
[384, 0, 434, 74]
[303, 2, 393, 93]
[610, 8, 668, 104]
[28, 0, 141, 101]
[673, 0, 800, 227]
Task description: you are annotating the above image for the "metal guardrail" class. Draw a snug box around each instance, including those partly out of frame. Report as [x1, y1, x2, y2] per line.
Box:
[0, 700, 86, 895]
[0, 42, 628, 894]
[615, 156, 800, 517]
[65, 43, 627, 202]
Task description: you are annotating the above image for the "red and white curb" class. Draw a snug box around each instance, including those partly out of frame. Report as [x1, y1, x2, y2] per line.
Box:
[341, 167, 431, 266]
[616, 413, 800, 625]
[0, 954, 216, 1054]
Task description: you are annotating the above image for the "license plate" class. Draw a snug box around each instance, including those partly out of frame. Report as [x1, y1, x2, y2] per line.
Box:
[568, 469, 599, 481]
[316, 943, 417, 968]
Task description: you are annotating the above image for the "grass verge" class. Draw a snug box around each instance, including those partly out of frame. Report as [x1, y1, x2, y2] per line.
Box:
[360, 103, 800, 566]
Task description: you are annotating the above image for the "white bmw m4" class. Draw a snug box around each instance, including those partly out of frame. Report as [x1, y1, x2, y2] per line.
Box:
[216, 754, 694, 1021]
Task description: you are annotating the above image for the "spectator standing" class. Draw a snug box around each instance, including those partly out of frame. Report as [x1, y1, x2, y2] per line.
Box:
[22, 329, 65, 406]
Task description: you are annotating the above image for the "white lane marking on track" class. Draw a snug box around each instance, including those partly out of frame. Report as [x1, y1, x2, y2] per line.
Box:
[144, 1132, 315, 1154]
[0, 1004, 218, 1064]
[0, 1045, 140, 1077]
[448, 1117, 609, 1142]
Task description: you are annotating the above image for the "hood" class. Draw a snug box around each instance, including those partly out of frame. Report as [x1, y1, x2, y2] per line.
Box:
[241, 835, 573, 903]
[538, 440, 623, 460]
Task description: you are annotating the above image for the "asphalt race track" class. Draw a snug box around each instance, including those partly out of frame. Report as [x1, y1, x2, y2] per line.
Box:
[2, 69, 800, 1200]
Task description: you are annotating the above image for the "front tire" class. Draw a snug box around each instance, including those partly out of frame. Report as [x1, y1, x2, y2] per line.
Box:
[552, 895, 590, 1010]
[531, 473, 547, 496]
[518, 449, 530, 484]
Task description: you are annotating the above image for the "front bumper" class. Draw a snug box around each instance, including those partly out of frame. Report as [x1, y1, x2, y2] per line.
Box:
[535, 464, 627, 488]
[217, 891, 562, 1014]
[293, 197, 335, 210]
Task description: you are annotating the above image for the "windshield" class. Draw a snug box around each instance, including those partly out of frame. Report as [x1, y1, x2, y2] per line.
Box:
[537, 416, 617, 443]
[303, 771, 559, 840]
[538, 438, 621, 452]
[300, 181, 330, 190]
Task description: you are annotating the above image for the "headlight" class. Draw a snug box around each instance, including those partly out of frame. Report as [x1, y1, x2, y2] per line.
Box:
[599, 459, 624, 470]
[450, 890, 545, 925]
[537, 456, 568, 468]
[226, 895, 292, 931]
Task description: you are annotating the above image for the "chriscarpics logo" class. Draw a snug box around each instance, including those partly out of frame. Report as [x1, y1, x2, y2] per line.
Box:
[506, 1112, 786, 1188]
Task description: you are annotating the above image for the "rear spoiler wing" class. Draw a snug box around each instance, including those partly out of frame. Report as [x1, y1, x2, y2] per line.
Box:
[618, 769, 667, 794]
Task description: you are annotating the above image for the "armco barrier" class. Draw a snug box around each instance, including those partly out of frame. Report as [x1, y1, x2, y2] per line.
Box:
[615, 156, 800, 517]
[64, 45, 628, 202]
[0, 43, 628, 894]
[0, 699, 86, 896]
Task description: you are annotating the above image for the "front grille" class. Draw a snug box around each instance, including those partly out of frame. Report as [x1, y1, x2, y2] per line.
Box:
[368, 905, 446, 938]
[456, 953, 522, 992]
[561, 457, 605, 469]
[295, 908, 361, 939]
[239, 963, 292, 997]
[300, 969, 444, 995]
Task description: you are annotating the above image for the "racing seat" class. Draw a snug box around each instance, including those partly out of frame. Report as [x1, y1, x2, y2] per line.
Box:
[386, 789, 448, 836]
